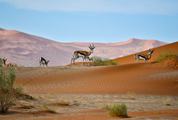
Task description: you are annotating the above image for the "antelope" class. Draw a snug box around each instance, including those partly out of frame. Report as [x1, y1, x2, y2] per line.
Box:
[0, 58, 17, 68]
[71, 44, 95, 64]
[39, 57, 49, 67]
[135, 49, 154, 62]
[1, 58, 7, 66]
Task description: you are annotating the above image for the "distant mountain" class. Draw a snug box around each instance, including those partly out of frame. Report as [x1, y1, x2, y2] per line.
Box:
[0, 29, 166, 66]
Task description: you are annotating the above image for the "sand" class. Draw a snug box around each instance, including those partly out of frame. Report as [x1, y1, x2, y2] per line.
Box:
[1, 42, 178, 120]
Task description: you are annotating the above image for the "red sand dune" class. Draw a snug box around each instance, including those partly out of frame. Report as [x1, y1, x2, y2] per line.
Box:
[16, 63, 178, 95]
[114, 41, 178, 64]
[15, 42, 178, 95]
[2, 34, 178, 120]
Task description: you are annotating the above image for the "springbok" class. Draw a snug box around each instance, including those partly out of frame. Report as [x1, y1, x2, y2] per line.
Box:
[135, 49, 154, 62]
[39, 57, 49, 67]
[71, 44, 95, 64]
[0, 57, 7, 66]
[0, 58, 17, 68]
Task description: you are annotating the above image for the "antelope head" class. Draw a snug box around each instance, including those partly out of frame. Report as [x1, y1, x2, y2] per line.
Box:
[89, 44, 95, 53]
[148, 49, 154, 55]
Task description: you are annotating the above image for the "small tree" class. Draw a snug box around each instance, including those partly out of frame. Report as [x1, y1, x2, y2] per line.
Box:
[0, 59, 16, 113]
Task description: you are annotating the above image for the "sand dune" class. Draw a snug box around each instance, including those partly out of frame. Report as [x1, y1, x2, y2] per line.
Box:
[2, 35, 177, 119]
[114, 41, 178, 64]
[15, 62, 178, 95]
[12, 61, 178, 119]
[14, 42, 178, 95]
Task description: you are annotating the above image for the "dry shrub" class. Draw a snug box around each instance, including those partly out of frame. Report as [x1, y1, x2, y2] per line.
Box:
[106, 103, 128, 117]
[91, 56, 117, 66]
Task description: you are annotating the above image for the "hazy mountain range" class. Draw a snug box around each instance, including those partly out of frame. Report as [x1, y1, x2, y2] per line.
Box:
[0, 29, 166, 66]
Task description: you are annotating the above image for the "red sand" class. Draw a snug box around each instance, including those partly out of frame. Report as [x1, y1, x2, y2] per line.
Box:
[16, 62, 178, 95]
[114, 41, 178, 65]
[8, 41, 178, 120]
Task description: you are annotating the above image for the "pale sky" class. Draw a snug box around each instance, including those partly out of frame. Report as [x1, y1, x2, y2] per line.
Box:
[0, 0, 178, 42]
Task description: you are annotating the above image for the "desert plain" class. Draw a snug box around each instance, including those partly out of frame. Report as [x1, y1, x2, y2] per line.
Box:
[0, 42, 178, 120]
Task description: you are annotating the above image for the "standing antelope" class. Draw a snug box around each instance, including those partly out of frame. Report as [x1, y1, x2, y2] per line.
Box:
[135, 49, 154, 62]
[39, 57, 50, 67]
[71, 44, 95, 64]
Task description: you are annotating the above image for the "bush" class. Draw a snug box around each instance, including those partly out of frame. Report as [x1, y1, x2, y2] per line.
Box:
[156, 52, 178, 63]
[106, 103, 128, 117]
[0, 59, 16, 113]
[91, 56, 117, 66]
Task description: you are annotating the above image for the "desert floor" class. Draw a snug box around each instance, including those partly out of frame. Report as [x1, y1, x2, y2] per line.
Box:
[1, 62, 178, 120]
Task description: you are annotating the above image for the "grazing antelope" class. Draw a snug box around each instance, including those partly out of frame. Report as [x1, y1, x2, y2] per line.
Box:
[135, 49, 154, 62]
[39, 57, 49, 67]
[71, 44, 95, 64]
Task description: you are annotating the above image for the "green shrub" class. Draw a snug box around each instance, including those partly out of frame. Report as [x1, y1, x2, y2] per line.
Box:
[91, 56, 117, 66]
[0, 59, 16, 113]
[106, 103, 128, 117]
[156, 52, 178, 63]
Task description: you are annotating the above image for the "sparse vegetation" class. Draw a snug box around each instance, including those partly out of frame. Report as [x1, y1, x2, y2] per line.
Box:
[0, 59, 16, 113]
[162, 97, 172, 106]
[105, 103, 128, 117]
[42, 104, 57, 114]
[126, 92, 136, 100]
[13, 86, 32, 100]
[14, 87, 23, 95]
[91, 56, 117, 66]
[156, 52, 178, 63]
[18, 104, 35, 110]
[51, 101, 70, 106]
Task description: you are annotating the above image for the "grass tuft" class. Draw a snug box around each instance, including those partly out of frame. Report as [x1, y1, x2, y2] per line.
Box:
[105, 103, 128, 117]
[91, 56, 117, 66]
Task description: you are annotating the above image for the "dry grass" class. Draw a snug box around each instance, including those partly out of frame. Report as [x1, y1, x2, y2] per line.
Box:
[105, 103, 128, 118]
[125, 92, 136, 100]
[40, 105, 57, 114]
[91, 56, 117, 66]
[49, 101, 71, 106]
[156, 52, 178, 63]
[162, 97, 173, 106]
